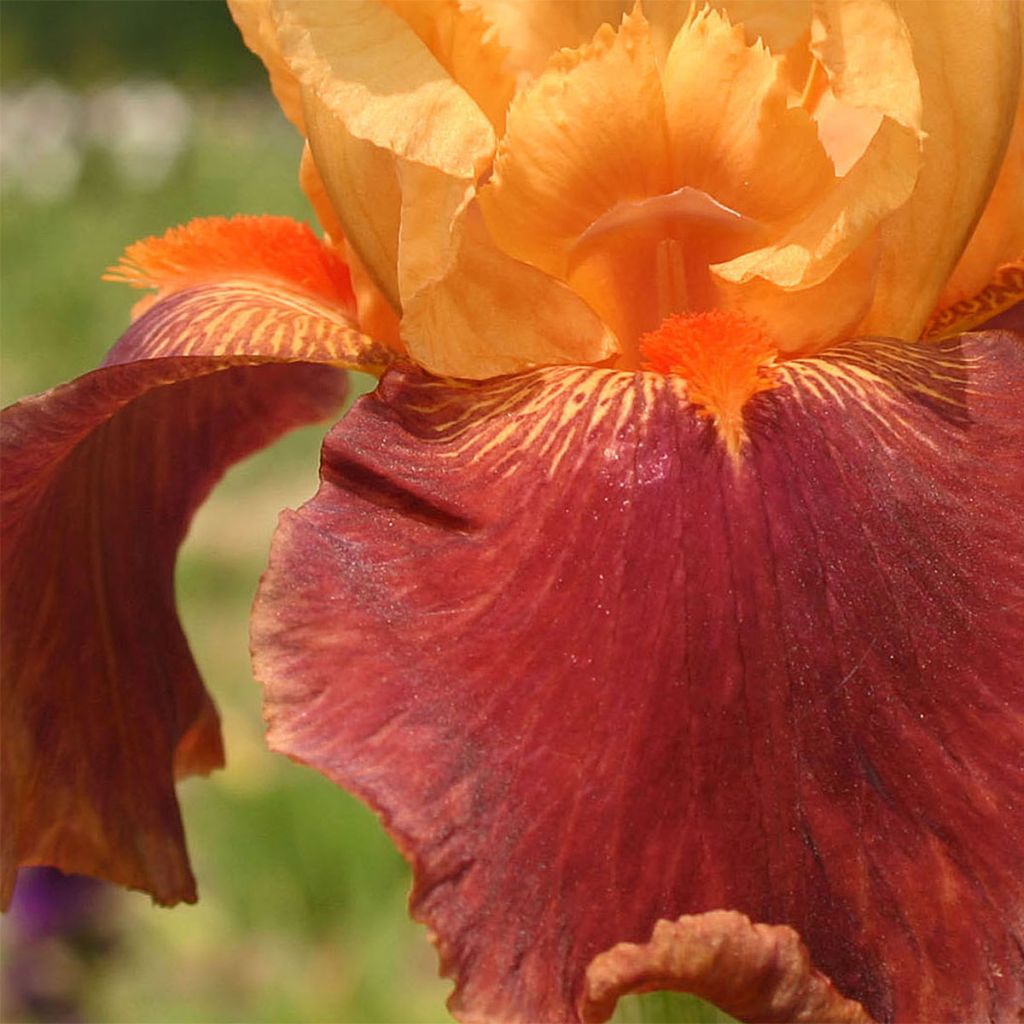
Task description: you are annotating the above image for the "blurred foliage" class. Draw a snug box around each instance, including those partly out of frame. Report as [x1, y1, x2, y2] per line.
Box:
[0, 1, 263, 88]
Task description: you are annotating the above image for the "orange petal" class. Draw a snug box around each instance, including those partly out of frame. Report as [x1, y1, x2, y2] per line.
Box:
[401, 209, 618, 378]
[923, 261, 1024, 341]
[581, 911, 872, 1023]
[712, 116, 918, 316]
[938, 97, 1024, 311]
[228, 0, 305, 131]
[301, 100, 403, 309]
[713, 234, 880, 354]
[811, 0, 921, 134]
[709, 0, 923, 302]
[298, 144, 404, 350]
[380, 0, 516, 132]
[472, 0, 636, 78]
[273, 0, 496, 321]
[857, 0, 1022, 338]
[272, 0, 494, 177]
[478, 6, 671, 283]
[713, 1, 811, 52]
[661, 7, 835, 226]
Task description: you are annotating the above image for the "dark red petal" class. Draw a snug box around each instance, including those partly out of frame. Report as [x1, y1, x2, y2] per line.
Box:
[0, 251, 389, 904]
[253, 331, 1024, 1022]
[0, 359, 341, 908]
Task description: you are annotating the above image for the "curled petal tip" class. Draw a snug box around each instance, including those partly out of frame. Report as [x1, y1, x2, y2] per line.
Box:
[581, 910, 873, 1024]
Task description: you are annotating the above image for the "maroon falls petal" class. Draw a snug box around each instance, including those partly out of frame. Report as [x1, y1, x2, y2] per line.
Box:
[1, 216, 389, 907]
[253, 331, 1024, 1022]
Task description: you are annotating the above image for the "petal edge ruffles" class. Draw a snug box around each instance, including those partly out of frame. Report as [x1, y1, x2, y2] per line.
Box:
[253, 331, 1024, 1022]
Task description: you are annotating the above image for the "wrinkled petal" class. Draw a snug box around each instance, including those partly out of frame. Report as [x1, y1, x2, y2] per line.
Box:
[273, 0, 496, 311]
[0, 216, 383, 907]
[582, 911, 871, 1023]
[710, 0, 923, 313]
[662, 7, 834, 225]
[479, 7, 671, 282]
[253, 331, 1024, 1022]
[401, 208, 618, 378]
[857, 0, 1022, 338]
[381, 0, 516, 132]
[713, 117, 918, 337]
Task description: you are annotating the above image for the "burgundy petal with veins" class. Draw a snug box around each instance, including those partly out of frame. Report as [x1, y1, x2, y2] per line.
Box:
[0, 212, 392, 907]
[254, 331, 1024, 1022]
[1, 356, 344, 908]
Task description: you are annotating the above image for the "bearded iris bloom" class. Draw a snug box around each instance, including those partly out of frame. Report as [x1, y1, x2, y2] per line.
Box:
[2, 1, 1022, 1021]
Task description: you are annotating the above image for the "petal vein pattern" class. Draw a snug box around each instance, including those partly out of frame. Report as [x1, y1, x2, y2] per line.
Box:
[254, 332, 1024, 1023]
[1, 215, 376, 906]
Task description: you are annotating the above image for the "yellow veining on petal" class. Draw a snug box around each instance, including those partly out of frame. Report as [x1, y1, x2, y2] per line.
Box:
[922, 262, 1024, 341]
[122, 280, 392, 372]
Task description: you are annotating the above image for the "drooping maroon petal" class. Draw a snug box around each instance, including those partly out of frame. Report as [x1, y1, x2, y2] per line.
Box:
[1, 218, 389, 907]
[253, 331, 1024, 1022]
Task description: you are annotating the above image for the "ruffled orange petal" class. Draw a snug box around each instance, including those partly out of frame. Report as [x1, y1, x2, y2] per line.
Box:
[401, 209, 618, 378]
[713, 117, 918, 351]
[479, 7, 671, 283]
[662, 7, 834, 226]
[710, 0, 923, 308]
[273, 0, 497, 325]
[857, 0, 1022, 338]
[380, 0, 516, 132]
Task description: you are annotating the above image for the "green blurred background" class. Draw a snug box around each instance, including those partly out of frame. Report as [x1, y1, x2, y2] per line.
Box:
[0, 4, 732, 1022]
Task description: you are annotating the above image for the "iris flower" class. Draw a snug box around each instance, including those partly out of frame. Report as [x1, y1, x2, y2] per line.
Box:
[2, 1, 1022, 1021]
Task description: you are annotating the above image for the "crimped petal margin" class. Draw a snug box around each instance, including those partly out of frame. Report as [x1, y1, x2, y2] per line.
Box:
[582, 911, 871, 1023]
[0, 217, 379, 907]
[253, 331, 1024, 1022]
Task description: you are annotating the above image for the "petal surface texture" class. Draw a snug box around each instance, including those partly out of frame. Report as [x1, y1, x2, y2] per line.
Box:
[856, 0, 1021, 338]
[582, 910, 870, 1023]
[254, 331, 1024, 1022]
[0, 216, 380, 907]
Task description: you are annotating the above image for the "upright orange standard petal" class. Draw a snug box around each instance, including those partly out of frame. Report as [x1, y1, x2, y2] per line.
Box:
[857, 0, 1022, 338]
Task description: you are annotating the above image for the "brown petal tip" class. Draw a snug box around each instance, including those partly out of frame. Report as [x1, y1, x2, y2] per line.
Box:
[581, 911, 874, 1024]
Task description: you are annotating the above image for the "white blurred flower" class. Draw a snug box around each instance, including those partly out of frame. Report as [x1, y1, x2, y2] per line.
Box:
[86, 81, 193, 190]
[0, 80, 83, 203]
